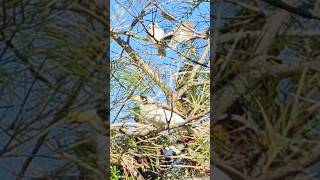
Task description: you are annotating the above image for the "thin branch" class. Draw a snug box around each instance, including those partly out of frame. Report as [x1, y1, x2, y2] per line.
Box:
[215, 59, 319, 118]
[261, 0, 320, 20]
[111, 110, 210, 136]
[111, 32, 174, 100]
[16, 133, 47, 180]
[213, 153, 250, 180]
[215, 9, 290, 117]
[225, 0, 266, 16]
[218, 30, 320, 44]
[46, 142, 104, 179]
[176, 40, 210, 98]
[256, 143, 320, 180]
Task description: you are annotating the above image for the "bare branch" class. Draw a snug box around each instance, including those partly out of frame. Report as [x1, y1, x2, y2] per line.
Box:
[256, 143, 320, 180]
[261, 0, 320, 20]
[111, 32, 174, 100]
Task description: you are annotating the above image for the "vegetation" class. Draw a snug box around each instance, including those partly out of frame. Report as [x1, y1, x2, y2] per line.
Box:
[213, 0, 320, 179]
[1, 0, 320, 179]
[111, 0, 210, 179]
[0, 1, 107, 179]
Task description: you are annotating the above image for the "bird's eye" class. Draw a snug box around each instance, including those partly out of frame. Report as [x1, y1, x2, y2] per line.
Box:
[140, 95, 148, 103]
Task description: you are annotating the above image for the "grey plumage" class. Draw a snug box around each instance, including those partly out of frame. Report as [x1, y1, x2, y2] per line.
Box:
[167, 21, 196, 50]
[163, 21, 208, 50]
[146, 21, 207, 56]
[146, 22, 166, 57]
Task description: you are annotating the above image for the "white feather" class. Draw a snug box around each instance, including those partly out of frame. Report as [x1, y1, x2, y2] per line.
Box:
[140, 103, 185, 128]
[147, 22, 165, 43]
[168, 22, 195, 50]
[146, 22, 166, 57]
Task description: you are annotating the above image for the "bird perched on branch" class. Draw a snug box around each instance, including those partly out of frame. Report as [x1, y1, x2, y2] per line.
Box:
[130, 95, 186, 128]
[146, 21, 207, 57]
[146, 22, 166, 57]
[164, 21, 205, 50]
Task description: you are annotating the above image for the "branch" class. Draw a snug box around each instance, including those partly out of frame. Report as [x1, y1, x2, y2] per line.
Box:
[148, 0, 177, 21]
[16, 133, 47, 180]
[176, 40, 210, 98]
[225, 0, 267, 16]
[261, 0, 320, 20]
[111, 110, 210, 136]
[218, 30, 320, 44]
[215, 9, 289, 117]
[215, 59, 320, 118]
[46, 142, 104, 179]
[212, 153, 251, 180]
[255, 143, 320, 180]
[12, 80, 83, 178]
[111, 32, 174, 100]
[111, 123, 157, 136]
[55, 4, 108, 27]
[251, 9, 289, 56]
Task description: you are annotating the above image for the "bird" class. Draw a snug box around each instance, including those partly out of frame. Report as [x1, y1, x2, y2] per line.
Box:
[146, 22, 166, 57]
[164, 21, 196, 50]
[163, 21, 208, 51]
[175, 95, 191, 116]
[130, 95, 186, 128]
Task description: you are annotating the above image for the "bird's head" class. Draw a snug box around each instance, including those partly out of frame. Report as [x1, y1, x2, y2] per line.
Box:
[130, 95, 154, 105]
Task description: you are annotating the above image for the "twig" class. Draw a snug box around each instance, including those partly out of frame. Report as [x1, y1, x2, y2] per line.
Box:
[261, 0, 320, 20]
[255, 143, 320, 180]
[111, 110, 209, 136]
[159, 164, 209, 170]
[111, 32, 174, 101]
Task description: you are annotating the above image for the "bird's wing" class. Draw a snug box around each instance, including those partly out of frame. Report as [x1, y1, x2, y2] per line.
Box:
[140, 105, 185, 128]
[146, 24, 167, 56]
[147, 25, 165, 41]
[162, 31, 174, 41]
[161, 109, 186, 125]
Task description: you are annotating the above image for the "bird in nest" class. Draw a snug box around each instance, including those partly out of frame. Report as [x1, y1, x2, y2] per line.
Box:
[175, 95, 192, 117]
[130, 95, 186, 129]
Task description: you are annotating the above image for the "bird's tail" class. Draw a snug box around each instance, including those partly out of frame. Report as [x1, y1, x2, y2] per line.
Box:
[157, 42, 166, 57]
[158, 48, 166, 57]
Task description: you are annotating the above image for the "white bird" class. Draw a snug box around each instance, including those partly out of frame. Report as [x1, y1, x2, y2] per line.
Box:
[146, 22, 166, 57]
[166, 21, 195, 50]
[164, 21, 207, 50]
[130, 95, 186, 128]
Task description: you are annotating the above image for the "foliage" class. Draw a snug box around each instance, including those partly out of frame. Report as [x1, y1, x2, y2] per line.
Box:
[212, 1, 320, 179]
[0, 0, 107, 179]
[110, 0, 210, 179]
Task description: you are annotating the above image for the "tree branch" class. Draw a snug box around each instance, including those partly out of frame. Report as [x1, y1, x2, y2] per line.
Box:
[261, 0, 320, 20]
[215, 59, 320, 118]
[111, 110, 210, 136]
[111, 32, 174, 100]
[176, 40, 210, 99]
[215, 9, 289, 117]
[218, 30, 320, 44]
[255, 143, 320, 180]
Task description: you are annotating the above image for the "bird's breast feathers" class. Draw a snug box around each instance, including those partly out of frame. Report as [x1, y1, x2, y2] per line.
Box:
[148, 27, 165, 42]
[140, 106, 185, 128]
